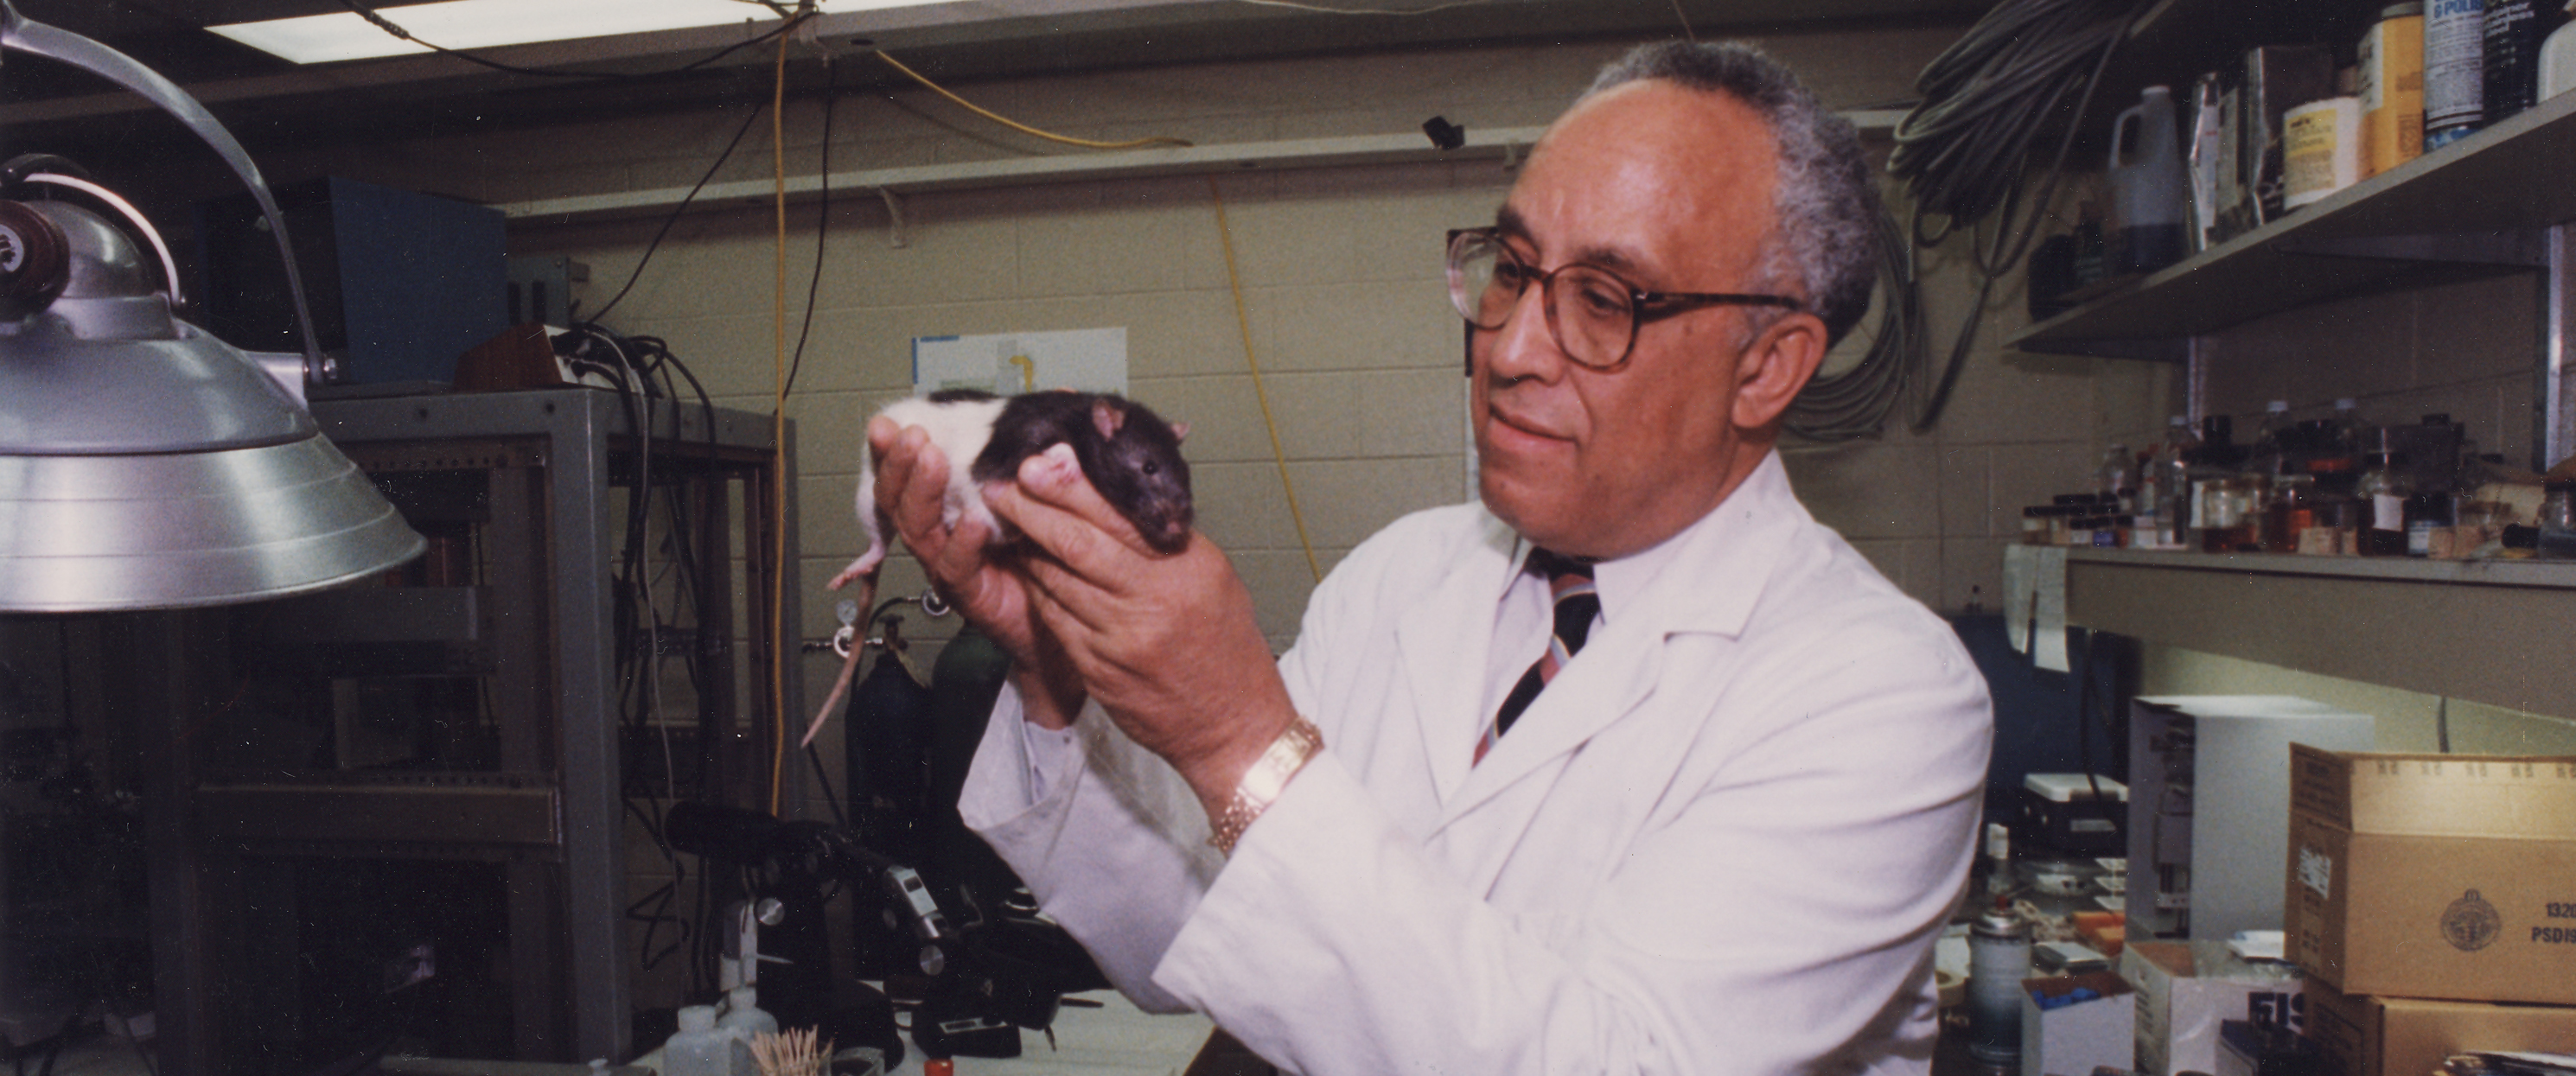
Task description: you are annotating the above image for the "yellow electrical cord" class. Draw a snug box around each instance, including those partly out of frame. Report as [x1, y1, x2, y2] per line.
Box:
[874, 50, 1195, 150]
[1208, 176, 1323, 583]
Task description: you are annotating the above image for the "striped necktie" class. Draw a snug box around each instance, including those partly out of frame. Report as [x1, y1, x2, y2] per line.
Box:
[1476, 549, 1598, 765]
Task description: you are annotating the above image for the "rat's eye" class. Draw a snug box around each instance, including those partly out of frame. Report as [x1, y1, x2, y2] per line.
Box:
[1142, 462, 1159, 475]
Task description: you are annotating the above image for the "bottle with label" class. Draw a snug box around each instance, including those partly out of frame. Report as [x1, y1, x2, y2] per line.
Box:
[2538, 480, 2576, 557]
[2362, 3, 2428, 175]
[2267, 473, 2319, 552]
[2149, 415, 2194, 547]
[2358, 449, 2413, 555]
[2098, 443, 2136, 513]
[2406, 489, 2457, 557]
[2484, 0, 2566, 121]
[2429, 0, 2490, 148]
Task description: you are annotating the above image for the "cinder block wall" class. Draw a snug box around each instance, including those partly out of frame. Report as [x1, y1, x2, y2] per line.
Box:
[129, 10, 2574, 1013]
[263, 25, 2143, 657]
[232, 22, 2226, 1009]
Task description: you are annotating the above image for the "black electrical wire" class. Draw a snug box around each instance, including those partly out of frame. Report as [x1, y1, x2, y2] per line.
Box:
[783, 54, 839, 401]
[803, 743, 847, 828]
[1887, 0, 2153, 431]
[590, 99, 770, 324]
[336, 0, 810, 82]
[1783, 206, 1924, 441]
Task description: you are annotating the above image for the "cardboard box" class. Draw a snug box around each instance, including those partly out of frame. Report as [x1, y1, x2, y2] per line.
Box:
[2121, 940, 2305, 1076]
[2023, 971, 2136, 1076]
[2285, 747, 2576, 1005]
[2305, 979, 2576, 1076]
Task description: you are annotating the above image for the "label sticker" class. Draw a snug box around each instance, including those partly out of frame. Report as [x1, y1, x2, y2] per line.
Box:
[2298, 846, 2332, 898]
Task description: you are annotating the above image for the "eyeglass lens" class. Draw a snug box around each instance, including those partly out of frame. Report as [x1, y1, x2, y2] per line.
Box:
[1447, 232, 1635, 368]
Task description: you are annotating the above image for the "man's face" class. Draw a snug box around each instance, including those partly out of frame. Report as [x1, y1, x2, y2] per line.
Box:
[1471, 80, 1797, 560]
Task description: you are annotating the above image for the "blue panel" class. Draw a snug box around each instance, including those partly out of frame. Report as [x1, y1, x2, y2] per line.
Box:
[325, 177, 507, 385]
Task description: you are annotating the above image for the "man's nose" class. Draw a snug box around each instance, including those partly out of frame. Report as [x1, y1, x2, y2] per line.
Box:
[1480, 283, 1565, 381]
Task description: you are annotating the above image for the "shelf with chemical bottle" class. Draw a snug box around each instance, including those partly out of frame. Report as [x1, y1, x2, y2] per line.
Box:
[2057, 544, 2576, 721]
[2008, 81, 2576, 361]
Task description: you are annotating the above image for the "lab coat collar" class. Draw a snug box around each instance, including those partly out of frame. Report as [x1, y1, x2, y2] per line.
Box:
[1412, 450, 1807, 826]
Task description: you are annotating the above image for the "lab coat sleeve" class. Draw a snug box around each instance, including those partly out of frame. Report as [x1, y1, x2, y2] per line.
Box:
[1150, 609, 1993, 1076]
[957, 685, 1221, 1013]
[953, 512, 1427, 1015]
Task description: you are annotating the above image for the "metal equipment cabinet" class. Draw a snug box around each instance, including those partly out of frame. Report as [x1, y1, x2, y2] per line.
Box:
[143, 389, 800, 1073]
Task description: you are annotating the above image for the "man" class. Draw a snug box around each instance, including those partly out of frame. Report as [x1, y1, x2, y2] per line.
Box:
[869, 40, 1993, 1075]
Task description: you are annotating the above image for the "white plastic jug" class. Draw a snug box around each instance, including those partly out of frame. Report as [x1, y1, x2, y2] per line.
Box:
[663, 1005, 730, 1076]
[2107, 85, 2189, 275]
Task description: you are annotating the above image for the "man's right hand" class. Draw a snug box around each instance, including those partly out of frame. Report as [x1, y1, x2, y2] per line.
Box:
[869, 416, 1086, 728]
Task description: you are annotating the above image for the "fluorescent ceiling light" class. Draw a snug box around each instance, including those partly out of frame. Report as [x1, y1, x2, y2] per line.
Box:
[211, 0, 945, 64]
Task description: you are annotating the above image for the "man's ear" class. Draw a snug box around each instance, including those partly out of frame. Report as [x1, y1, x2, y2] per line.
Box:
[1731, 310, 1829, 431]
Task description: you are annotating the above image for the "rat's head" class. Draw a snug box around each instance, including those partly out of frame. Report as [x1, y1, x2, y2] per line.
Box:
[1089, 396, 1194, 553]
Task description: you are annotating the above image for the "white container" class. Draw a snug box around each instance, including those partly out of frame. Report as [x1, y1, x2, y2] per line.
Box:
[663, 1005, 730, 1076]
[2108, 86, 2189, 275]
[2541, 0, 2576, 99]
[2282, 96, 2363, 207]
[717, 986, 780, 1076]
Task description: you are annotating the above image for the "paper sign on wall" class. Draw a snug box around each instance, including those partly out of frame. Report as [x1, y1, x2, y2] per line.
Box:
[911, 328, 1127, 396]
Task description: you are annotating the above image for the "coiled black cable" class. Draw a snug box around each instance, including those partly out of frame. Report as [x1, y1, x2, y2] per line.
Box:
[1784, 206, 1924, 442]
[1886, 0, 2154, 431]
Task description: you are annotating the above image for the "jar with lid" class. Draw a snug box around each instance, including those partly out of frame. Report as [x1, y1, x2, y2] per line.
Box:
[2199, 475, 2261, 552]
[2540, 481, 2576, 557]
[2357, 451, 2413, 556]
[2265, 473, 2318, 553]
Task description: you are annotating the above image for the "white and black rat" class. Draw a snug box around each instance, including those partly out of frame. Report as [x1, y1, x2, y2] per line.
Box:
[827, 388, 1194, 588]
[805, 389, 1193, 745]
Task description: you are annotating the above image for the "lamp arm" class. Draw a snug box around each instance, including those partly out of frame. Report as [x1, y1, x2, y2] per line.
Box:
[0, 1, 325, 373]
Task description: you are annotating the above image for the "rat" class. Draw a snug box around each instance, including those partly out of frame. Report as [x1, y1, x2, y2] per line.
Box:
[805, 389, 1193, 745]
[826, 389, 1193, 589]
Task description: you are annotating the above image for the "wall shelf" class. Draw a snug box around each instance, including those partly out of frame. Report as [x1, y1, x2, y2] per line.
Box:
[2009, 88, 2576, 360]
[2060, 548, 2576, 720]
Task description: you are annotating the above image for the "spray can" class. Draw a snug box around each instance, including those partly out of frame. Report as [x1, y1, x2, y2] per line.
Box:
[2428, 0, 2489, 148]
[1967, 901, 2031, 1066]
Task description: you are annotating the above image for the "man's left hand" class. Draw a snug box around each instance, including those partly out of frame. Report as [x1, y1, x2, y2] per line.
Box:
[982, 444, 1299, 819]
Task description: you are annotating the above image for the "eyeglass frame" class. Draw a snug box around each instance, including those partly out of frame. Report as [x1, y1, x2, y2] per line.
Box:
[1445, 226, 1802, 372]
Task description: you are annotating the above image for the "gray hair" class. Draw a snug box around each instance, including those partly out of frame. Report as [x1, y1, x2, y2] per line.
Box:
[1585, 41, 1879, 345]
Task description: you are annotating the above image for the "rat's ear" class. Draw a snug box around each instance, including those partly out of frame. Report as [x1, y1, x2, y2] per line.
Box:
[1170, 421, 1190, 442]
[1092, 398, 1125, 440]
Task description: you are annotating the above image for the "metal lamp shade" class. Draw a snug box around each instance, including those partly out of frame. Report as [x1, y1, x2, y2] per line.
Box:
[0, 201, 423, 612]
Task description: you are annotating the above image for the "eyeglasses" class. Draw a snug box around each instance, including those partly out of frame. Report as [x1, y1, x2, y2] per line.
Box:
[1445, 227, 1801, 372]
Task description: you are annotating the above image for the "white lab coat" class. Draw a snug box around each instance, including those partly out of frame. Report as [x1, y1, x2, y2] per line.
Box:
[960, 453, 1993, 1076]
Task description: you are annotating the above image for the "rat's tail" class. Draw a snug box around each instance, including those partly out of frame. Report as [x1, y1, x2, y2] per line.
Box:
[800, 573, 878, 748]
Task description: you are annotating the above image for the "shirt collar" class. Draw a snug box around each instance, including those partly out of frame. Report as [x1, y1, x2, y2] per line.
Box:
[1503, 449, 1793, 630]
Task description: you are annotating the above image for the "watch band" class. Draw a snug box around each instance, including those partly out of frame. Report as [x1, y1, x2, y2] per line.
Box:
[1208, 716, 1323, 856]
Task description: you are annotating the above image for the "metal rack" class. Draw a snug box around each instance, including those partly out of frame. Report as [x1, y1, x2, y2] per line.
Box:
[145, 388, 800, 1072]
